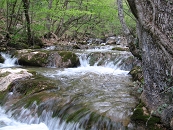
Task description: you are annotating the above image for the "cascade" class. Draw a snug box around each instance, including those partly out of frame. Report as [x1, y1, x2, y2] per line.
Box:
[76, 50, 134, 71]
[0, 53, 18, 68]
[0, 106, 49, 130]
[78, 53, 90, 67]
[0, 47, 139, 130]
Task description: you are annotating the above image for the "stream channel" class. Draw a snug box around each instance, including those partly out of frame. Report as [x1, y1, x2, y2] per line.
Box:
[0, 45, 140, 130]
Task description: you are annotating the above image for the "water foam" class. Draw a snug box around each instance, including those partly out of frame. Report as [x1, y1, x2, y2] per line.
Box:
[0, 107, 49, 130]
[44, 53, 129, 78]
[53, 66, 128, 77]
[0, 53, 18, 68]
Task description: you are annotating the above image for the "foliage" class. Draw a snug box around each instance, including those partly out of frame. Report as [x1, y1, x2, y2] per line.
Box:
[0, 0, 135, 46]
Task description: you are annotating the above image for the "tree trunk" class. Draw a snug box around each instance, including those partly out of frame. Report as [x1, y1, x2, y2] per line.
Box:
[8, 0, 17, 31]
[46, 0, 53, 32]
[117, 0, 141, 60]
[127, 0, 173, 128]
[22, 0, 32, 45]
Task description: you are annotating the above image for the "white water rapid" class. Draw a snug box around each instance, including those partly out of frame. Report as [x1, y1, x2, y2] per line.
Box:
[0, 53, 49, 130]
[45, 53, 129, 76]
[0, 107, 49, 130]
[0, 53, 18, 68]
[0, 47, 138, 130]
[39, 51, 137, 130]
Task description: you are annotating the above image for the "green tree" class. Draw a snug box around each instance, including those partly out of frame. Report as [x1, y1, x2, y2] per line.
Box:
[0, 0, 135, 47]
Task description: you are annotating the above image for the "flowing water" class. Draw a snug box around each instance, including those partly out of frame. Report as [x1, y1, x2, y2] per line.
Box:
[0, 47, 139, 130]
[0, 107, 49, 130]
[0, 53, 49, 129]
[0, 53, 18, 68]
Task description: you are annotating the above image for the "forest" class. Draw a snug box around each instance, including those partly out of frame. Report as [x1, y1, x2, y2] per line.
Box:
[0, 0, 135, 48]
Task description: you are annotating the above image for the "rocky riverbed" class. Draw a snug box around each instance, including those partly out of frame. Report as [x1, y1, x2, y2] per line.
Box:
[0, 42, 165, 130]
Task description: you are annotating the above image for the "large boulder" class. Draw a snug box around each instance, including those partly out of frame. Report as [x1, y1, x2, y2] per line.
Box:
[0, 68, 32, 91]
[15, 49, 80, 68]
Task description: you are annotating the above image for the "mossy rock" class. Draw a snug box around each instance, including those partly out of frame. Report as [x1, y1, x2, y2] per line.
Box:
[59, 51, 76, 62]
[24, 92, 56, 108]
[7, 73, 60, 109]
[15, 50, 79, 68]
[131, 102, 161, 130]
[59, 51, 80, 67]
[24, 93, 43, 108]
[65, 107, 90, 123]
[66, 108, 118, 129]
[17, 51, 49, 67]
[112, 47, 129, 51]
[129, 66, 143, 81]
[0, 91, 8, 105]
[10, 91, 58, 110]
[88, 52, 111, 66]
[11, 93, 119, 129]
[53, 103, 117, 129]
[9, 74, 57, 96]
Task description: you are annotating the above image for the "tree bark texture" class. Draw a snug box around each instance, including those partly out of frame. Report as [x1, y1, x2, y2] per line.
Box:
[127, 0, 173, 127]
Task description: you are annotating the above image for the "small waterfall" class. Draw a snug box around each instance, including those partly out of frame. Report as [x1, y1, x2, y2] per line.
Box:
[0, 53, 18, 68]
[0, 48, 139, 130]
[78, 54, 90, 67]
[77, 51, 134, 71]
[5, 99, 127, 130]
[4, 106, 81, 130]
[0, 106, 49, 130]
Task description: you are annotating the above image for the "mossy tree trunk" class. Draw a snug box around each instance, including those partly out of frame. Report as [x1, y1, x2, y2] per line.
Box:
[127, 0, 173, 127]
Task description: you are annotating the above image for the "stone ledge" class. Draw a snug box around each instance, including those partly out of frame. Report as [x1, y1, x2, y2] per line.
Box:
[0, 68, 32, 91]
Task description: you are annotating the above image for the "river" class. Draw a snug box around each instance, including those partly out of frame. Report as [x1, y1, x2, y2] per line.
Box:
[0, 46, 139, 130]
